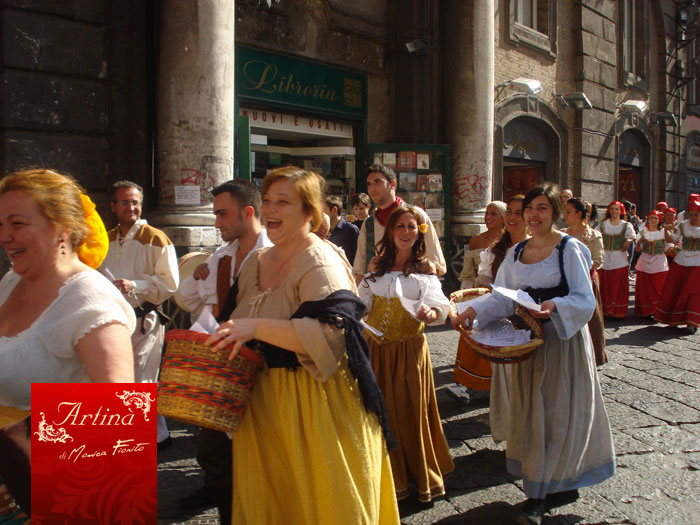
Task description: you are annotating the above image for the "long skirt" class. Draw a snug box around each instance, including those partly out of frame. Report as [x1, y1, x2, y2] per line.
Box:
[231, 359, 399, 524]
[598, 266, 629, 318]
[368, 333, 454, 502]
[453, 335, 492, 391]
[654, 262, 700, 327]
[489, 323, 616, 499]
[634, 270, 668, 317]
[588, 271, 607, 366]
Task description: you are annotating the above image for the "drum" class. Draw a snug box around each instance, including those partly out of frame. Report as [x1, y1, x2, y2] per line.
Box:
[172, 251, 210, 312]
[158, 330, 265, 433]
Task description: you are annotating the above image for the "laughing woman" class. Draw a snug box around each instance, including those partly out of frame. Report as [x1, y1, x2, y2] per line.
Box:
[596, 201, 635, 318]
[454, 185, 615, 525]
[206, 167, 399, 524]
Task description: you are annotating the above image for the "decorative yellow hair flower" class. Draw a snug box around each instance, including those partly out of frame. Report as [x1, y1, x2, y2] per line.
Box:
[418, 223, 428, 234]
[78, 193, 109, 269]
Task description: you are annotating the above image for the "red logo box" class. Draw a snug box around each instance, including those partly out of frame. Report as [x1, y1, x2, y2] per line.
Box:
[31, 383, 157, 524]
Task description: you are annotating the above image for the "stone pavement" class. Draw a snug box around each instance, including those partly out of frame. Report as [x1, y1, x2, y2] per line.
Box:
[157, 307, 700, 524]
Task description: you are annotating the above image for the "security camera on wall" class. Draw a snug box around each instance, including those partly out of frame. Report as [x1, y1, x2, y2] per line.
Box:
[620, 100, 647, 114]
[508, 78, 542, 95]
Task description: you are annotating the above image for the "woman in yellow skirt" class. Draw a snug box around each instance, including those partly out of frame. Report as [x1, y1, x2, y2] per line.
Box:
[358, 206, 453, 503]
[207, 167, 399, 524]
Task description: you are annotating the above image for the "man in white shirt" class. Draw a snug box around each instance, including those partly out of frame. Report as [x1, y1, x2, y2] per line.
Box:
[100, 181, 179, 448]
[179, 180, 271, 318]
[353, 164, 446, 283]
[176, 179, 271, 524]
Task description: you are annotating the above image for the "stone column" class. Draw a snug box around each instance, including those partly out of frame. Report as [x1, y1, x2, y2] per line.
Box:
[444, 0, 494, 244]
[151, 0, 235, 250]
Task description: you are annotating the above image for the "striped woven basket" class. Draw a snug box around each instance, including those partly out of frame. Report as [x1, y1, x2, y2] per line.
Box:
[158, 329, 265, 433]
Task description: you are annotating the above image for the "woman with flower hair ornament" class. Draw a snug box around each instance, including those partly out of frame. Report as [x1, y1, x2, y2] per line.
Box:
[0, 168, 135, 521]
[359, 205, 453, 503]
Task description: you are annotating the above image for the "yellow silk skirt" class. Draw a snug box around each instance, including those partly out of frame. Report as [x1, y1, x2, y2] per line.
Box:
[231, 357, 399, 524]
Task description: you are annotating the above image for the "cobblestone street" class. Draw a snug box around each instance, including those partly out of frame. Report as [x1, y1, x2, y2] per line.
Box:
[157, 302, 700, 524]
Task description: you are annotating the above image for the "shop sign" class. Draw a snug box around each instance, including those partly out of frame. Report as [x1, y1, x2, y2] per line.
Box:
[503, 120, 548, 162]
[687, 144, 700, 170]
[237, 46, 367, 119]
[619, 131, 645, 167]
[240, 108, 353, 138]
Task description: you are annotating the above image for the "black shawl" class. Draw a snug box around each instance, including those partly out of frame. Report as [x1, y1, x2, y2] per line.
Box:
[218, 285, 396, 450]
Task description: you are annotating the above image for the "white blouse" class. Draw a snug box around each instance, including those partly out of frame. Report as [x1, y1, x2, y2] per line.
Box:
[596, 220, 636, 270]
[668, 220, 700, 267]
[358, 272, 450, 326]
[0, 270, 136, 410]
[634, 228, 668, 274]
[469, 233, 595, 341]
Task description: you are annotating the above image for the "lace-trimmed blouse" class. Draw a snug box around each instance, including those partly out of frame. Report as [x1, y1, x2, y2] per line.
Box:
[0, 270, 136, 410]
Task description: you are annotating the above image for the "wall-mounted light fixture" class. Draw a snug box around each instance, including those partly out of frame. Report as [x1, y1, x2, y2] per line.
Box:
[620, 100, 647, 113]
[553, 92, 593, 110]
[651, 111, 679, 127]
[405, 39, 424, 56]
[495, 77, 542, 95]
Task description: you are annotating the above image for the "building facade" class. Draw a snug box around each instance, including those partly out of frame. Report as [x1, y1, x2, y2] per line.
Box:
[0, 0, 697, 286]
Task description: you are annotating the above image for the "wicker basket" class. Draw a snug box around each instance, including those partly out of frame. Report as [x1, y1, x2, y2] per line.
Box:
[158, 329, 265, 432]
[449, 288, 544, 364]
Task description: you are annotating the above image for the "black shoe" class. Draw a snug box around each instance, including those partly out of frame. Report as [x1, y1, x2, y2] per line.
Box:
[157, 436, 172, 452]
[516, 498, 546, 525]
[177, 486, 217, 512]
[546, 489, 579, 509]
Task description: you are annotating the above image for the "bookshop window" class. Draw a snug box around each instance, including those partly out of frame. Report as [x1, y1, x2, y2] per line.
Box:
[621, 0, 648, 87]
[509, 0, 557, 57]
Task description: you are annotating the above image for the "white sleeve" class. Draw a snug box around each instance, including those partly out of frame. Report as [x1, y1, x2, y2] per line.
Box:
[416, 274, 450, 325]
[133, 244, 179, 304]
[353, 219, 368, 277]
[624, 222, 636, 240]
[549, 239, 596, 340]
[417, 208, 446, 276]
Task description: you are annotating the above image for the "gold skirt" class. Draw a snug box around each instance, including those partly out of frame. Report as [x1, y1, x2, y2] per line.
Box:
[366, 297, 454, 502]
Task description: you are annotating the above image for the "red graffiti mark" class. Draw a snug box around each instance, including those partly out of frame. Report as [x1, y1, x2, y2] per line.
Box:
[454, 173, 487, 201]
[180, 168, 204, 185]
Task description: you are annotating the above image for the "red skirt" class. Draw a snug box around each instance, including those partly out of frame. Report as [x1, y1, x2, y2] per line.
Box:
[654, 263, 700, 327]
[598, 266, 629, 318]
[634, 270, 668, 317]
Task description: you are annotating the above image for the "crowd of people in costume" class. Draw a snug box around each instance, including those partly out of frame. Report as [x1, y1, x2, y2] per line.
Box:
[0, 162, 697, 525]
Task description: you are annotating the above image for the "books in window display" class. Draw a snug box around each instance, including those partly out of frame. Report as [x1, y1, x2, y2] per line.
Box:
[408, 192, 427, 209]
[382, 152, 397, 168]
[417, 174, 430, 191]
[417, 152, 430, 170]
[398, 151, 417, 170]
[399, 172, 417, 191]
[428, 173, 443, 191]
[425, 192, 444, 208]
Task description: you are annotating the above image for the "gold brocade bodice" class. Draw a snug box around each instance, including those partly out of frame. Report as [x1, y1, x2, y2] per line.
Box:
[365, 296, 423, 343]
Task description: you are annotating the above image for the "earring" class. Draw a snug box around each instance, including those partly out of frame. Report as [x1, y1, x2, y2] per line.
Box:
[60, 239, 66, 256]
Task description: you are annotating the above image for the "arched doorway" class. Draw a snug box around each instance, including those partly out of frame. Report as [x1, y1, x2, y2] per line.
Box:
[502, 118, 550, 201]
[494, 96, 568, 200]
[618, 130, 649, 211]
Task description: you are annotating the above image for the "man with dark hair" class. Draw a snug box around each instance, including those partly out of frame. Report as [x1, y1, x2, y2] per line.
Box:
[176, 179, 271, 524]
[353, 164, 446, 283]
[324, 195, 359, 263]
[100, 180, 179, 449]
